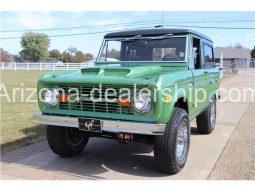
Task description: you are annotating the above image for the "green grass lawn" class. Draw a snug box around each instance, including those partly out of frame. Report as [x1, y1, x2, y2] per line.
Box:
[0, 70, 49, 153]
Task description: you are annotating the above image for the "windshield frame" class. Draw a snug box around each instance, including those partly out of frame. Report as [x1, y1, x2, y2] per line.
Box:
[96, 35, 188, 64]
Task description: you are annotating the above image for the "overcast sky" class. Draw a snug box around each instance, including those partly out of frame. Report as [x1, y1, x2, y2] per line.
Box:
[1, 11, 255, 56]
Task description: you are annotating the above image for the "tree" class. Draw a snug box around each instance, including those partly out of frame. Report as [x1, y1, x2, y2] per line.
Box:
[61, 47, 94, 63]
[19, 32, 50, 62]
[49, 49, 62, 61]
[67, 47, 77, 57]
[84, 53, 93, 61]
[72, 51, 94, 62]
[107, 48, 120, 59]
[62, 51, 72, 63]
[251, 46, 255, 58]
[73, 51, 86, 63]
[0, 48, 13, 62]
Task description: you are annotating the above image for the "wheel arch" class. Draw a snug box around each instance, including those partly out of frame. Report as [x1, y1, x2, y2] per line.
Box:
[175, 97, 189, 114]
[208, 91, 218, 103]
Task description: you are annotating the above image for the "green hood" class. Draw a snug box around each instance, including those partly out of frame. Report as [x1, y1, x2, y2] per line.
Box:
[40, 65, 159, 86]
[39, 65, 188, 88]
[81, 65, 163, 77]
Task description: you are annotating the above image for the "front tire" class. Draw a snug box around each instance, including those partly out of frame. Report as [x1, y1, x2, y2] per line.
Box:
[154, 108, 190, 174]
[47, 126, 89, 157]
[196, 97, 216, 134]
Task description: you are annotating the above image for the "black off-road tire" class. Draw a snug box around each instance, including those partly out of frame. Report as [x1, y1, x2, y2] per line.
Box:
[154, 108, 190, 174]
[47, 125, 89, 157]
[196, 97, 216, 134]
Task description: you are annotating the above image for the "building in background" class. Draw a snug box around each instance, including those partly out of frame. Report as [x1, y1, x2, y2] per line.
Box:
[214, 47, 252, 68]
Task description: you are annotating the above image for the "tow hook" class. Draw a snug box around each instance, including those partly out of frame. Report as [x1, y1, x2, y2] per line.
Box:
[118, 133, 134, 144]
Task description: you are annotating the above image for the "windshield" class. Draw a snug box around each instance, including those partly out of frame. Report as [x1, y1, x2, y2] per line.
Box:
[97, 36, 187, 63]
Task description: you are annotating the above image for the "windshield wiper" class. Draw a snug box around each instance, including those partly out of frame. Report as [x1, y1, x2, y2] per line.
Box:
[121, 33, 173, 41]
[124, 35, 142, 41]
[152, 33, 173, 39]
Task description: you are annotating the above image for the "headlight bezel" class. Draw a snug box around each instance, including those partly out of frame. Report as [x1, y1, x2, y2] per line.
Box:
[43, 88, 59, 107]
[132, 93, 152, 113]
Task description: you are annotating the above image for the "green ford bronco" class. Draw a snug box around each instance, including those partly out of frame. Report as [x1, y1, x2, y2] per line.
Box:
[33, 29, 220, 174]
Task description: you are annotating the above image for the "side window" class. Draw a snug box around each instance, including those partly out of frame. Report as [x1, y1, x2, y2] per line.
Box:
[203, 44, 215, 68]
[192, 37, 201, 69]
[100, 40, 121, 61]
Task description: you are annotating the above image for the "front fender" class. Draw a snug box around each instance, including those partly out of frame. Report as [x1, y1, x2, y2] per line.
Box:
[153, 70, 193, 123]
[160, 91, 188, 124]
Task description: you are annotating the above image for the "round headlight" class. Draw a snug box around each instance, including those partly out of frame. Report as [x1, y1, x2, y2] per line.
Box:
[43, 89, 58, 106]
[133, 93, 151, 113]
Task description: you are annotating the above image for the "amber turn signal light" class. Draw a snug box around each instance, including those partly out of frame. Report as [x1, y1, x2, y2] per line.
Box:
[118, 98, 132, 106]
[165, 96, 172, 103]
[58, 94, 69, 102]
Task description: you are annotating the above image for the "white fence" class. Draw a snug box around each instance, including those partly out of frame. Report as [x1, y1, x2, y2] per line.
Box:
[1, 58, 255, 72]
[0, 62, 95, 71]
[222, 58, 255, 73]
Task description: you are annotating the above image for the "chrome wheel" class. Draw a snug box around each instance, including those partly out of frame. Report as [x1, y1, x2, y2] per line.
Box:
[210, 102, 216, 129]
[176, 121, 188, 164]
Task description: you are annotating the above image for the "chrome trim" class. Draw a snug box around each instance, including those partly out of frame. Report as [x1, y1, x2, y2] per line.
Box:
[43, 88, 59, 107]
[33, 113, 166, 135]
[176, 121, 189, 164]
[132, 93, 152, 113]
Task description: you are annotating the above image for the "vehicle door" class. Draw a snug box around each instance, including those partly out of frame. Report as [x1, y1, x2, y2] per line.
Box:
[201, 41, 219, 105]
[190, 36, 209, 116]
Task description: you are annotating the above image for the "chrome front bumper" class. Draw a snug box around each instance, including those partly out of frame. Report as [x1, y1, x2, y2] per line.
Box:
[33, 113, 166, 135]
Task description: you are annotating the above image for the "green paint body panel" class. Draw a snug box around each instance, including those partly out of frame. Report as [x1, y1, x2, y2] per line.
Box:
[36, 34, 220, 125]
